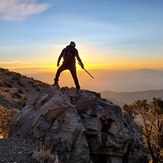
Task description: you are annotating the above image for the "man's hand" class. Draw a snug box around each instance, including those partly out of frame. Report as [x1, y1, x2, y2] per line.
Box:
[81, 64, 84, 69]
[78, 62, 84, 69]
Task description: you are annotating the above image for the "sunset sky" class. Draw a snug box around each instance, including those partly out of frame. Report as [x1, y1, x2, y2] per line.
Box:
[0, 0, 163, 72]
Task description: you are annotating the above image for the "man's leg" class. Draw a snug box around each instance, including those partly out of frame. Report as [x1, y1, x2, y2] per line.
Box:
[69, 66, 80, 90]
[54, 64, 67, 84]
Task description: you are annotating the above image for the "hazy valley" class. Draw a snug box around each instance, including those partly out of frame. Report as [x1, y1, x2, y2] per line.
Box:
[101, 89, 163, 106]
[18, 68, 163, 92]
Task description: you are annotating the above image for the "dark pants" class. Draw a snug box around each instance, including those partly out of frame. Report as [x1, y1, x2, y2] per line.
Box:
[54, 64, 80, 89]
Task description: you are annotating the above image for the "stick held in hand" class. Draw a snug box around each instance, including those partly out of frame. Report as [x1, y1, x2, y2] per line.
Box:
[78, 63, 94, 79]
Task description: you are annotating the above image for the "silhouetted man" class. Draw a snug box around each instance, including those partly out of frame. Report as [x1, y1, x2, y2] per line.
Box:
[54, 41, 84, 91]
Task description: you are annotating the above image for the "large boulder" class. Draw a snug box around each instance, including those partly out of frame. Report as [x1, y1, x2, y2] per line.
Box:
[10, 87, 145, 163]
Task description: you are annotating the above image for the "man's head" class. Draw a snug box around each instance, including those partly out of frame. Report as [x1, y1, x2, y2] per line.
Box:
[70, 41, 76, 47]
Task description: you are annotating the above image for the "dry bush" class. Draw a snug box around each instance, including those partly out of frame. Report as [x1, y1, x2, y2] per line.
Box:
[6, 72, 12, 76]
[0, 80, 4, 87]
[4, 81, 12, 88]
[12, 91, 22, 99]
[35, 87, 41, 92]
[28, 80, 34, 85]
[15, 72, 21, 78]
[18, 89, 24, 94]
[0, 107, 19, 138]
[32, 145, 58, 163]
[17, 81, 25, 87]
[12, 76, 20, 81]
[19, 97, 28, 106]
[124, 98, 163, 163]
[0, 68, 6, 72]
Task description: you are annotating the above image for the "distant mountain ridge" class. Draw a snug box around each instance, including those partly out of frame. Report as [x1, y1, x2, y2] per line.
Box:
[101, 90, 163, 106]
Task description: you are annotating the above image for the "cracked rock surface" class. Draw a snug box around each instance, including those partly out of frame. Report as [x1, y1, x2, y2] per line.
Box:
[10, 87, 145, 163]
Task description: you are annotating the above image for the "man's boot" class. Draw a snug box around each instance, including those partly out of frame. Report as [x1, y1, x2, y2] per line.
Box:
[76, 87, 80, 93]
[53, 81, 60, 89]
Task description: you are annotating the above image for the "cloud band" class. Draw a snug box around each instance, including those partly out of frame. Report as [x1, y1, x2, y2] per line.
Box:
[0, 0, 49, 21]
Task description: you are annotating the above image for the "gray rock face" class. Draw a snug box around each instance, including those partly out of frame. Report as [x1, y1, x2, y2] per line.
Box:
[10, 87, 145, 163]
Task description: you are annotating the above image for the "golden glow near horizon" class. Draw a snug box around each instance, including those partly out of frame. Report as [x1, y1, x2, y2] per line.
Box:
[1, 56, 163, 74]
[1, 44, 163, 73]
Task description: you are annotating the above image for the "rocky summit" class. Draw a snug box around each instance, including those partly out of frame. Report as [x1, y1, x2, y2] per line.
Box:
[10, 87, 145, 163]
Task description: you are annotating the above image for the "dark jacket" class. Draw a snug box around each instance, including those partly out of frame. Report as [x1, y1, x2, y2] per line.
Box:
[57, 45, 84, 68]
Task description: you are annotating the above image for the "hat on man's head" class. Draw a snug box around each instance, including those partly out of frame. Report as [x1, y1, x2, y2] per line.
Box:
[70, 41, 76, 47]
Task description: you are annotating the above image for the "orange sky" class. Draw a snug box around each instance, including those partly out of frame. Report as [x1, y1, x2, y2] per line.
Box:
[1, 56, 163, 74]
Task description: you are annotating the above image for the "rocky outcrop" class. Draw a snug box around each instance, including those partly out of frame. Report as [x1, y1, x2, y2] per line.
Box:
[10, 87, 146, 163]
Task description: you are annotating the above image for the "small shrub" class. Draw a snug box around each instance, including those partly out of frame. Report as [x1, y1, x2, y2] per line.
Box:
[32, 84, 37, 88]
[17, 81, 25, 87]
[15, 72, 21, 78]
[32, 84, 39, 89]
[12, 76, 20, 81]
[6, 72, 12, 76]
[32, 145, 56, 163]
[0, 81, 4, 87]
[18, 89, 24, 94]
[12, 92, 22, 99]
[19, 98, 27, 106]
[28, 81, 34, 85]
[0, 68, 6, 72]
[0, 107, 19, 138]
[30, 77, 34, 80]
[4, 81, 12, 88]
[35, 87, 41, 92]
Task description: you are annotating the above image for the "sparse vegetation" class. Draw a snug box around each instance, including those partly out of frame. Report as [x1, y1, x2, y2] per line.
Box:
[0, 68, 6, 72]
[12, 76, 20, 81]
[0, 81, 4, 87]
[19, 97, 27, 106]
[0, 67, 49, 138]
[15, 72, 21, 78]
[12, 91, 22, 99]
[4, 81, 12, 88]
[35, 87, 41, 92]
[123, 97, 163, 163]
[32, 145, 56, 163]
[32, 84, 37, 88]
[6, 72, 12, 76]
[0, 107, 19, 138]
[17, 81, 25, 87]
[18, 89, 24, 94]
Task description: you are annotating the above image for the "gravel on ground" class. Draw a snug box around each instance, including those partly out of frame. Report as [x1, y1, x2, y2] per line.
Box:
[0, 136, 38, 163]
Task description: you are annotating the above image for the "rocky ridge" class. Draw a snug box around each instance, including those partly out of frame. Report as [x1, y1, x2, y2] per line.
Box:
[10, 87, 145, 163]
[0, 67, 49, 137]
[0, 67, 48, 110]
